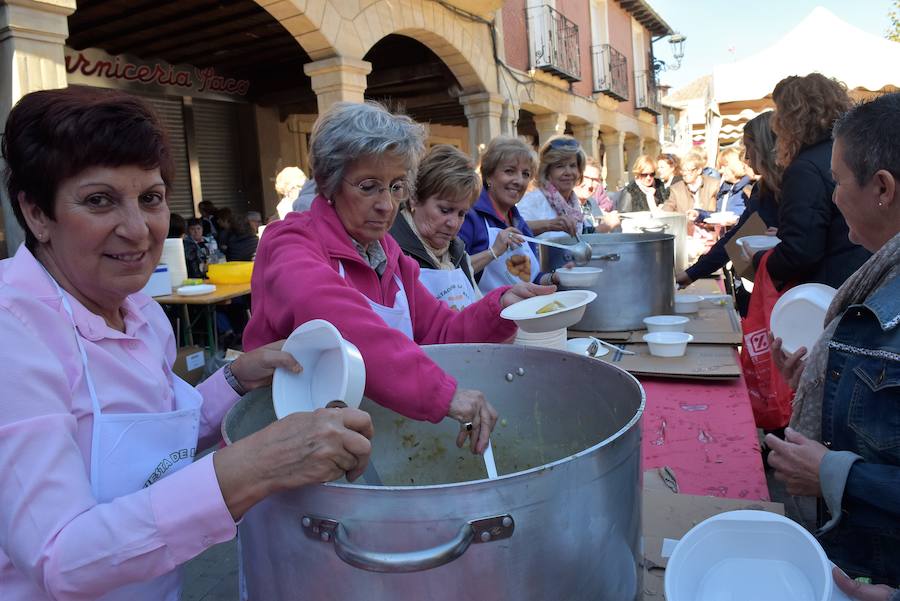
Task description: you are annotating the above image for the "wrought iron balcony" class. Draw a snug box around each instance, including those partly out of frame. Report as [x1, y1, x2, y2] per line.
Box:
[591, 44, 628, 101]
[634, 70, 661, 115]
[526, 5, 581, 82]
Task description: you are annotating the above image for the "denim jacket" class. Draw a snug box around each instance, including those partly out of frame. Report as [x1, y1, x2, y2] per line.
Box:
[818, 271, 900, 584]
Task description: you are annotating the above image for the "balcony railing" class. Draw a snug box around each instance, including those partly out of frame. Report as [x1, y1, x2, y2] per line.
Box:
[635, 70, 661, 115]
[526, 5, 581, 82]
[591, 44, 628, 101]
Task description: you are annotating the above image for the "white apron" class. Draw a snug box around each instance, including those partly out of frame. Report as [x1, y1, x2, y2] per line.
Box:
[50, 274, 202, 601]
[338, 261, 414, 339]
[417, 266, 478, 312]
[477, 217, 540, 293]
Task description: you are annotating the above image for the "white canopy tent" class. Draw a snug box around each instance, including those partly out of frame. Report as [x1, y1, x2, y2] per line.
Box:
[712, 6, 900, 144]
[714, 6, 900, 104]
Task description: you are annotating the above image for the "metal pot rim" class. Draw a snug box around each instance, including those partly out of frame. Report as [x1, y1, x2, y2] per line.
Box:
[320, 348, 646, 492]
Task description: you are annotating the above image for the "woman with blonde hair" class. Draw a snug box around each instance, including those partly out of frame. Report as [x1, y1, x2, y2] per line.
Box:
[517, 135, 587, 238]
[274, 166, 307, 218]
[617, 154, 668, 213]
[757, 73, 870, 289]
[389, 144, 483, 310]
[459, 136, 564, 291]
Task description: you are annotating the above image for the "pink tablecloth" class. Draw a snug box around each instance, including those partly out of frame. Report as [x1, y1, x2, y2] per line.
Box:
[640, 372, 769, 501]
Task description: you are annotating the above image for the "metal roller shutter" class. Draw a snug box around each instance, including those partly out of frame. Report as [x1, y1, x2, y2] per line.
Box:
[135, 94, 195, 218]
[193, 99, 248, 216]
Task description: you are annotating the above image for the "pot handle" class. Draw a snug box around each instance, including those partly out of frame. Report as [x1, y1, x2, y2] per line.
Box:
[638, 224, 669, 233]
[596, 253, 621, 262]
[301, 514, 515, 573]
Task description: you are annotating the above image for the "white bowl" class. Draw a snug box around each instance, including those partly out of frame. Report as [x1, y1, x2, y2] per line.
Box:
[674, 294, 702, 314]
[501, 290, 597, 333]
[737, 235, 780, 256]
[771, 283, 837, 355]
[565, 337, 610, 358]
[555, 266, 603, 287]
[272, 319, 366, 419]
[666, 510, 836, 601]
[643, 315, 690, 333]
[643, 331, 693, 357]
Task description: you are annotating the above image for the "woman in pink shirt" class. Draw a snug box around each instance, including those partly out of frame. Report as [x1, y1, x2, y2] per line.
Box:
[243, 101, 554, 454]
[0, 88, 374, 600]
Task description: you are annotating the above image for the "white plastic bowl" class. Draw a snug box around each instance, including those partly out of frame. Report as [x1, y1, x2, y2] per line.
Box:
[674, 294, 702, 314]
[272, 319, 366, 419]
[555, 266, 603, 287]
[643, 315, 690, 333]
[665, 510, 836, 601]
[643, 331, 693, 357]
[738, 235, 780, 256]
[500, 290, 597, 333]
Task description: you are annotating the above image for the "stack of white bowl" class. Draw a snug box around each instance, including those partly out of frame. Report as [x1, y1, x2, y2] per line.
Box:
[514, 328, 567, 350]
[161, 238, 188, 289]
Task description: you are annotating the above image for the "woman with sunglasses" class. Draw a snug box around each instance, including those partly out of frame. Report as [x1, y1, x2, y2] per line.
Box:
[617, 154, 669, 213]
[517, 135, 588, 239]
[244, 102, 555, 455]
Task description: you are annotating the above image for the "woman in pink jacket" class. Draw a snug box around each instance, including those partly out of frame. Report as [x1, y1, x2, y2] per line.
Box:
[244, 102, 554, 453]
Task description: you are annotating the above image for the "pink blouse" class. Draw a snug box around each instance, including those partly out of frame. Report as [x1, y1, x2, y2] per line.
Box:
[0, 247, 238, 600]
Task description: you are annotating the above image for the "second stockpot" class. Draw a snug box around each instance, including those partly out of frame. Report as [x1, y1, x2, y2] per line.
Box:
[223, 343, 645, 601]
[540, 233, 675, 331]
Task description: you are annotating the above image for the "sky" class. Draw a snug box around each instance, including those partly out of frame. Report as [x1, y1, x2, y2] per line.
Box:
[646, 0, 895, 91]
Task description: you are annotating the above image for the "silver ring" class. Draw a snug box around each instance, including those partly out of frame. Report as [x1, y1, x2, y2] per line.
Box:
[462, 422, 473, 431]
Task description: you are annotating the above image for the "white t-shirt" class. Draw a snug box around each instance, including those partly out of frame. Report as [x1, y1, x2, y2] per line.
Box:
[517, 189, 584, 240]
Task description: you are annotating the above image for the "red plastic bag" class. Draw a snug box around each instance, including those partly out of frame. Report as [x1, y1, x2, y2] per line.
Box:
[740, 251, 795, 429]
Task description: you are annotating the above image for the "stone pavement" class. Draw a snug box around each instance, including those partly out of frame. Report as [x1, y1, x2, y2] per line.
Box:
[182, 539, 238, 601]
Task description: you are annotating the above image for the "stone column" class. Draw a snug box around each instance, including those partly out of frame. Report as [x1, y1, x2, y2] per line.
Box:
[624, 135, 643, 176]
[643, 138, 660, 160]
[500, 99, 519, 138]
[571, 122, 599, 162]
[0, 0, 75, 258]
[532, 112, 566, 147]
[459, 92, 504, 160]
[601, 131, 626, 190]
[303, 57, 371, 115]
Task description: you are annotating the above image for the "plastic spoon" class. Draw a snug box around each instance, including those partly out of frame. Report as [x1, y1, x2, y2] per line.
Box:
[483, 440, 499, 479]
[515, 234, 593, 266]
[591, 336, 636, 356]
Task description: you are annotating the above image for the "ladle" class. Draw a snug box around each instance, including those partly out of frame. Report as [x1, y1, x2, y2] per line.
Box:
[516, 234, 593, 266]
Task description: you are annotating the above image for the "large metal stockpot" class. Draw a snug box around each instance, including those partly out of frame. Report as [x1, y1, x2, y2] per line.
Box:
[619, 211, 689, 273]
[540, 233, 675, 332]
[223, 344, 645, 601]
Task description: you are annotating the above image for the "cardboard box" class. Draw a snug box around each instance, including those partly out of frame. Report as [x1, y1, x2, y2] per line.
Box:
[725, 213, 768, 280]
[598, 342, 742, 380]
[173, 345, 206, 386]
[641, 468, 784, 600]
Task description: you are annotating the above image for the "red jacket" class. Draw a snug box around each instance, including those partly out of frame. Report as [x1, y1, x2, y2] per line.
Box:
[244, 196, 516, 423]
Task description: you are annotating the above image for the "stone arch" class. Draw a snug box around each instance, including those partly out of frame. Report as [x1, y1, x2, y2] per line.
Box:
[254, 0, 340, 61]
[356, 1, 495, 95]
[254, 1, 495, 93]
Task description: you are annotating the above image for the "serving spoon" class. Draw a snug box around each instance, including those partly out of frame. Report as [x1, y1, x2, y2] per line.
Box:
[515, 234, 593, 266]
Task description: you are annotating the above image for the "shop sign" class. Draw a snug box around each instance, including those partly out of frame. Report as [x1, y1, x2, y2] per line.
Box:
[64, 48, 250, 97]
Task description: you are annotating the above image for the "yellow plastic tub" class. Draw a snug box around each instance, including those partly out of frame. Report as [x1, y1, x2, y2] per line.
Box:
[207, 261, 253, 284]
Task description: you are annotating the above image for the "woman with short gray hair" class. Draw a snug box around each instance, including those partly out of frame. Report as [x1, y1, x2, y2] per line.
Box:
[245, 102, 554, 453]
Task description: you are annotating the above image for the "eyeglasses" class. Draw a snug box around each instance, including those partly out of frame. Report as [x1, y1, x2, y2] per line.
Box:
[343, 178, 410, 202]
[638, 172, 656, 179]
[548, 137, 580, 150]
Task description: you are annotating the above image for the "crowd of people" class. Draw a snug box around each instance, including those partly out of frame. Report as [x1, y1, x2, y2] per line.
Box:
[0, 73, 896, 600]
